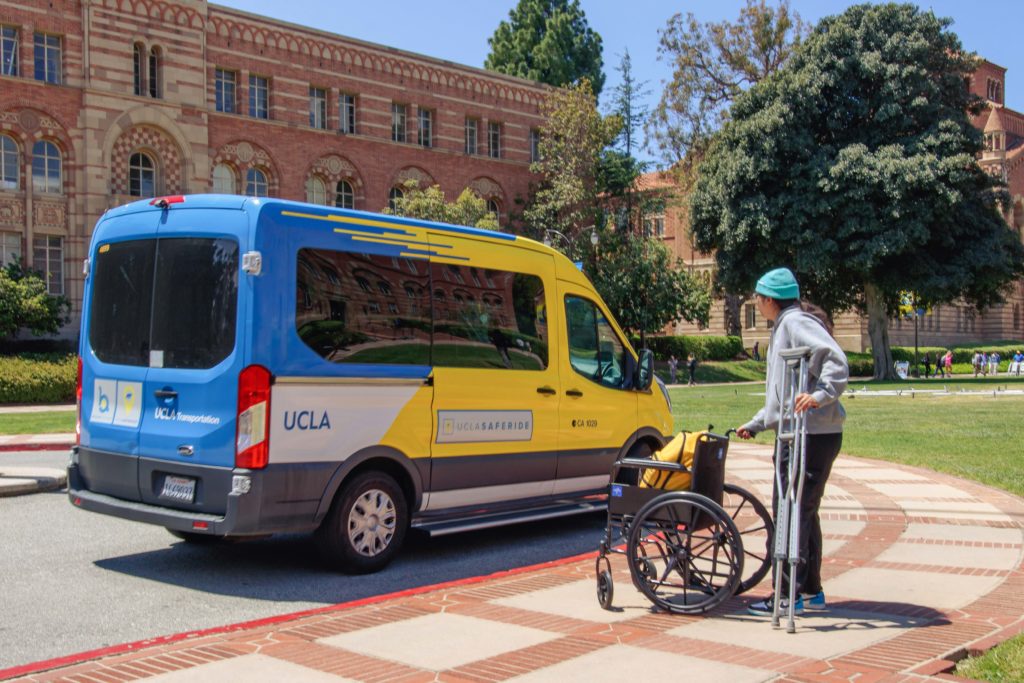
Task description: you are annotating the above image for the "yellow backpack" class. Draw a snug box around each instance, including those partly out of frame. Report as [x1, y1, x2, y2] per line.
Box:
[640, 430, 707, 490]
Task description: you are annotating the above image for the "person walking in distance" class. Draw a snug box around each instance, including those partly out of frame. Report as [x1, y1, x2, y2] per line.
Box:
[934, 350, 946, 379]
[944, 350, 954, 377]
[736, 268, 849, 616]
[668, 354, 679, 384]
[686, 353, 698, 386]
[923, 352, 932, 379]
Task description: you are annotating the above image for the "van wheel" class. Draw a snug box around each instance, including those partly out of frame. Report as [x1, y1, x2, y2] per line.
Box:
[614, 441, 652, 485]
[315, 471, 408, 574]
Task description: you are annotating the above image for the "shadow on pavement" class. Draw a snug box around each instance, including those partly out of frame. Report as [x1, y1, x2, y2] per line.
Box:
[91, 512, 607, 605]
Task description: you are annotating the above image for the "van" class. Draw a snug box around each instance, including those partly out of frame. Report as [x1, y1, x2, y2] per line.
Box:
[69, 195, 673, 573]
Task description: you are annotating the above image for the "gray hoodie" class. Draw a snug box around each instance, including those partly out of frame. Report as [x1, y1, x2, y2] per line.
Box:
[742, 305, 848, 435]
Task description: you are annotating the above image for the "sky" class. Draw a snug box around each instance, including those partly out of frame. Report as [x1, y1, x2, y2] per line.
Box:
[215, 0, 1024, 166]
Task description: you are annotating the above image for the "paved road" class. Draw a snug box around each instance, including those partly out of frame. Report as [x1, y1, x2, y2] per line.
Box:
[0, 450, 607, 670]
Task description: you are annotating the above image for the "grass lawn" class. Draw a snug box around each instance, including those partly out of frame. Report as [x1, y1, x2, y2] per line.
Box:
[0, 410, 75, 435]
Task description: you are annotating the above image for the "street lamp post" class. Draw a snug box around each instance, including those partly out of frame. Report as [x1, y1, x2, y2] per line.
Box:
[542, 227, 598, 264]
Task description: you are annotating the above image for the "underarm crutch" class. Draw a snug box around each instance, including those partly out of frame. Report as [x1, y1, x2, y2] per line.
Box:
[771, 346, 811, 633]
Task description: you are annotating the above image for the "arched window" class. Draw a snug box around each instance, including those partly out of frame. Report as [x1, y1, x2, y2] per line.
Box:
[0, 135, 19, 190]
[128, 152, 155, 197]
[487, 198, 500, 223]
[336, 180, 354, 209]
[245, 168, 268, 197]
[388, 186, 403, 211]
[31, 140, 61, 194]
[211, 163, 236, 194]
[132, 43, 143, 96]
[305, 176, 327, 205]
[148, 46, 161, 98]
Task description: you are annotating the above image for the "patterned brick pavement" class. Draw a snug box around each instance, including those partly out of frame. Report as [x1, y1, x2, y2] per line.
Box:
[3, 444, 1022, 682]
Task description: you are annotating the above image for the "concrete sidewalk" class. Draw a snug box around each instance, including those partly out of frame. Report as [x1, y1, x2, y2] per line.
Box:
[2, 442, 1023, 682]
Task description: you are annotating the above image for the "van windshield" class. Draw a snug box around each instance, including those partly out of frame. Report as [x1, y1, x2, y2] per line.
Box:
[89, 237, 238, 369]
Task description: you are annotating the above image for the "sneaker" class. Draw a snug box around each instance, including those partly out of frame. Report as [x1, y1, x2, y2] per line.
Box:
[747, 594, 803, 617]
[802, 591, 827, 610]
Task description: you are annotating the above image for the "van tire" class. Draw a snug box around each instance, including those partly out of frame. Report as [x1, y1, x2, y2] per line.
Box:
[614, 441, 652, 485]
[315, 470, 409, 574]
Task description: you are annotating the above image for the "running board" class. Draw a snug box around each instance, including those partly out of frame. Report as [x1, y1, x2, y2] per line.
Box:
[412, 500, 607, 537]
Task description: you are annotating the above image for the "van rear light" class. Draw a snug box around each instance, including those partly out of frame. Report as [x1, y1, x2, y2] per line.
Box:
[75, 356, 83, 446]
[236, 364, 271, 469]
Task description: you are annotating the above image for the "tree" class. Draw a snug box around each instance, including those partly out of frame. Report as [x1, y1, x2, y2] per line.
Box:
[601, 49, 652, 234]
[690, 3, 1024, 379]
[521, 78, 619, 253]
[647, 0, 805, 335]
[588, 230, 711, 337]
[0, 260, 70, 340]
[384, 181, 499, 230]
[485, 0, 605, 96]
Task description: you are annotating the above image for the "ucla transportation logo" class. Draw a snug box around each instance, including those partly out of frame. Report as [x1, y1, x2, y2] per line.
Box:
[90, 379, 142, 428]
[436, 410, 533, 443]
[283, 410, 332, 431]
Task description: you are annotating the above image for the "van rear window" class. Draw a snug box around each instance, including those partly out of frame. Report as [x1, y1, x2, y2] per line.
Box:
[89, 238, 238, 368]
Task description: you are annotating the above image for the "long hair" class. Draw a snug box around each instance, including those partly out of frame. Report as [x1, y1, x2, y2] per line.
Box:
[800, 300, 834, 337]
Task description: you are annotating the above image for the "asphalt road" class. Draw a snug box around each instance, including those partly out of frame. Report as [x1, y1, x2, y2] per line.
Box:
[0, 449, 607, 671]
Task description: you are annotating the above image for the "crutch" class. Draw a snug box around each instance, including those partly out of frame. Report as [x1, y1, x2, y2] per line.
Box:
[771, 346, 811, 633]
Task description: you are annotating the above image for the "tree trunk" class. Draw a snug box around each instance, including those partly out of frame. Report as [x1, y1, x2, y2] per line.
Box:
[865, 282, 895, 380]
[723, 294, 744, 338]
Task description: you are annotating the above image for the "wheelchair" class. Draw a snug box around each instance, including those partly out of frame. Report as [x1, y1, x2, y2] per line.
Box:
[595, 429, 773, 614]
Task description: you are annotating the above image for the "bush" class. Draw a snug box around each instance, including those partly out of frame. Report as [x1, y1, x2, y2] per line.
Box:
[635, 334, 744, 361]
[0, 353, 77, 403]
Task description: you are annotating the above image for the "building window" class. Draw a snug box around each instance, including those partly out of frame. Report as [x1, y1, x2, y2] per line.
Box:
[148, 47, 161, 98]
[391, 103, 407, 142]
[987, 78, 1002, 103]
[0, 231, 20, 266]
[745, 303, 756, 330]
[336, 180, 354, 209]
[34, 33, 61, 84]
[309, 86, 327, 129]
[32, 235, 62, 295]
[31, 140, 61, 194]
[305, 176, 327, 205]
[643, 216, 665, 237]
[1, 134, 18, 190]
[530, 128, 540, 163]
[388, 186, 403, 211]
[246, 168, 268, 197]
[487, 199, 500, 223]
[211, 163, 235, 193]
[339, 93, 355, 134]
[488, 121, 502, 159]
[249, 75, 269, 119]
[215, 68, 236, 113]
[132, 44, 143, 96]
[418, 108, 433, 147]
[1, 26, 18, 77]
[128, 152, 155, 197]
[465, 117, 478, 155]
[1014, 303, 1021, 330]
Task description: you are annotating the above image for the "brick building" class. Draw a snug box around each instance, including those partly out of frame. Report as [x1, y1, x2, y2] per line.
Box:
[0, 0, 548, 334]
[647, 59, 1024, 353]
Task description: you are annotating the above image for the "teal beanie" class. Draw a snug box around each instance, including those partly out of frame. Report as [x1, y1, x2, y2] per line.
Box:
[755, 267, 800, 300]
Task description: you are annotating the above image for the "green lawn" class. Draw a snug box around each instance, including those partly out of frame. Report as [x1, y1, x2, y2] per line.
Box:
[0, 410, 75, 435]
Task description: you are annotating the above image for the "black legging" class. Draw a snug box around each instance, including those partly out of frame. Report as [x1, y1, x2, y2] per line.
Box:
[772, 431, 843, 595]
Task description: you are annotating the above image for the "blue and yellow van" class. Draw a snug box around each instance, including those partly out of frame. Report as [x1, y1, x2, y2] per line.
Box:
[69, 195, 673, 573]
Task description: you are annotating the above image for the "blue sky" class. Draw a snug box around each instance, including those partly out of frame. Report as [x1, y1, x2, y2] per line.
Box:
[215, 1, 1024, 165]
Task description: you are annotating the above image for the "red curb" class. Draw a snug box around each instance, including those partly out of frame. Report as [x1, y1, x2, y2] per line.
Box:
[0, 549, 599, 681]
[0, 442, 74, 453]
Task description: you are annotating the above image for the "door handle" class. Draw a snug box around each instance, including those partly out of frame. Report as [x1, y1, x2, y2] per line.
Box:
[536, 386, 557, 395]
[566, 389, 584, 398]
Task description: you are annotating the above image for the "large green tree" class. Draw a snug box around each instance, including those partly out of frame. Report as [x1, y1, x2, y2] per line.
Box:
[485, 0, 605, 95]
[690, 3, 1024, 379]
[384, 181, 499, 230]
[0, 261, 70, 340]
[647, 0, 805, 335]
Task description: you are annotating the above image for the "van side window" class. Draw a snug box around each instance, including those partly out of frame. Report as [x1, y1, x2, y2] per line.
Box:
[565, 296, 626, 388]
[296, 248, 431, 364]
[430, 264, 547, 370]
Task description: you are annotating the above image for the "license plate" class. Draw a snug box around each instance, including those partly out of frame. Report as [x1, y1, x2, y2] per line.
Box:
[160, 475, 196, 503]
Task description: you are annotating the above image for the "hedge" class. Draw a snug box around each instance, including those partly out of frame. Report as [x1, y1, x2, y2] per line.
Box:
[634, 335, 744, 361]
[0, 353, 77, 403]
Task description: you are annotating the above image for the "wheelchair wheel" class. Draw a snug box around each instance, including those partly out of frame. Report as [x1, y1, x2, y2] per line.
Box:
[597, 570, 614, 610]
[721, 484, 774, 595]
[626, 491, 743, 614]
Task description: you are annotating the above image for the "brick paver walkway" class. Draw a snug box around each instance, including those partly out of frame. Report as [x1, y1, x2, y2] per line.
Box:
[3, 444, 1023, 682]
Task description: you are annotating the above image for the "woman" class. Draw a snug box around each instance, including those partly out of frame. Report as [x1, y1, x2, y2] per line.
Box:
[736, 267, 849, 616]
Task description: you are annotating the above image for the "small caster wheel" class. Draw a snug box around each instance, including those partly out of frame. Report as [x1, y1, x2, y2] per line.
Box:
[597, 569, 614, 610]
[635, 557, 656, 580]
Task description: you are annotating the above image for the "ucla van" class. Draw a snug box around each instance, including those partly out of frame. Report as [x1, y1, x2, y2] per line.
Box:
[69, 195, 673, 573]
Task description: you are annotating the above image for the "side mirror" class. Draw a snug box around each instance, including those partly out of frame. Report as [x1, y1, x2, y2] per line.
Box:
[636, 348, 654, 391]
